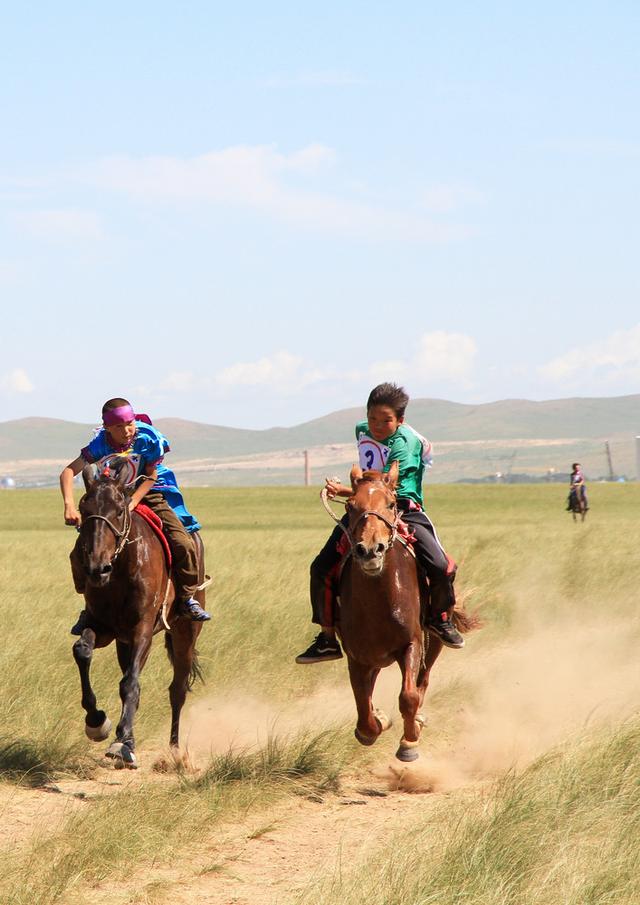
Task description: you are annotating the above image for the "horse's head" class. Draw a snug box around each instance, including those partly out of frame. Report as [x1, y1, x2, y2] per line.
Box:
[346, 461, 399, 575]
[78, 458, 132, 587]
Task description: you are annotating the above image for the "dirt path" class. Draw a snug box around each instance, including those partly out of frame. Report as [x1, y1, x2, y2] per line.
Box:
[93, 762, 443, 905]
[161, 780, 433, 905]
[0, 751, 451, 905]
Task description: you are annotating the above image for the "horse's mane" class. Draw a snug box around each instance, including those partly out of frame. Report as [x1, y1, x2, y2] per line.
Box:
[358, 470, 386, 484]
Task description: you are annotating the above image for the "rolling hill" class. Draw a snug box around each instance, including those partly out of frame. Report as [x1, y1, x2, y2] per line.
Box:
[1, 394, 638, 486]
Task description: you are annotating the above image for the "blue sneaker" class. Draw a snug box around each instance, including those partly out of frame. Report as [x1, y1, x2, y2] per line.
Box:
[180, 598, 211, 622]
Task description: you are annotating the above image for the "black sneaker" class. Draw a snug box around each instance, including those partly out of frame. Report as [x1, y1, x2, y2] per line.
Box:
[295, 632, 343, 664]
[180, 598, 211, 622]
[71, 609, 89, 636]
[428, 615, 465, 649]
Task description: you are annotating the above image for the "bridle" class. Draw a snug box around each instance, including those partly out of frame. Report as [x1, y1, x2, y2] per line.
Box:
[80, 500, 133, 565]
[348, 505, 399, 549]
[321, 485, 400, 551]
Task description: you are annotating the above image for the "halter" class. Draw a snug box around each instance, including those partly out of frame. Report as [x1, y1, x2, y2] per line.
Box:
[321, 486, 401, 551]
[81, 504, 133, 564]
[350, 507, 399, 548]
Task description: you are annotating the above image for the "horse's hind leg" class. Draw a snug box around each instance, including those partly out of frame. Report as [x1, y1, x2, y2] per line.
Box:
[348, 659, 383, 746]
[166, 619, 202, 752]
[106, 635, 152, 769]
[73, 628, 113, 741]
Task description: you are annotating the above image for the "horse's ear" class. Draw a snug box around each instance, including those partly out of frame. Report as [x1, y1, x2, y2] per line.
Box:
[350, 464, 363, 489]
[82, 463, 97, 491]
[384, 460, 399, 489]
[115, 459, 130, 487]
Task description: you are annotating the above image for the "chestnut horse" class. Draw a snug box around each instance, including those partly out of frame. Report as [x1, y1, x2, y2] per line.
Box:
[336, 463, 470, 762]
[71, 458, 206, 769]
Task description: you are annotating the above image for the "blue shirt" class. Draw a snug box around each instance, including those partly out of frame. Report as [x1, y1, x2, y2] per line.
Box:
[81, 421, 201, 532]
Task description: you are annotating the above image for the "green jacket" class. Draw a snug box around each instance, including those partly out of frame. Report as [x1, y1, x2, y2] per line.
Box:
[355, 421, 425, 506]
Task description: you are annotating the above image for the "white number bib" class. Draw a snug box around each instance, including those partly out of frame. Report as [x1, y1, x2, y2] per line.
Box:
[357, 433, 390, 472]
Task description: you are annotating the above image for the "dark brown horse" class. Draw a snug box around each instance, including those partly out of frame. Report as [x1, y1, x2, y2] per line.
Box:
[568, 484, 588, 523]
[337, 463, 471, 762]
[71, 458, 206, 769]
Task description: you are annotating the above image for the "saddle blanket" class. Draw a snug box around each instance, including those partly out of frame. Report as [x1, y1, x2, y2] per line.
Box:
[134, 503, 172, 568]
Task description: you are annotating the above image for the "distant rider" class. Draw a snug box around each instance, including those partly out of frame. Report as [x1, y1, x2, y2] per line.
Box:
[567, 462, 588, 511]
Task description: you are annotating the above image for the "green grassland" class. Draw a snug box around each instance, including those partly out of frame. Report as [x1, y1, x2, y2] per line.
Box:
[0, 483, 639, 903]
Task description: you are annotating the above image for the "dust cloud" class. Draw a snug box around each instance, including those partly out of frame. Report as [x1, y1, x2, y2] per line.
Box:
[179, 596, 640, 792]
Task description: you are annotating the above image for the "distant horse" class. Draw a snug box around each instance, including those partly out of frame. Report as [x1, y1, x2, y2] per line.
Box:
[71, 458, 206, 769]
[336, 463, 474, 762]
[568, 485, 588, 523]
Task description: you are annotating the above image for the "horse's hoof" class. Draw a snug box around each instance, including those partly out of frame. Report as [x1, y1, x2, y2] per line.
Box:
[354, 728, 377, 747]
[85, 714, 111, 742]
[374, 709, 393, 732]
[396, 744, 420, 763]
[105, 742, 138, 770]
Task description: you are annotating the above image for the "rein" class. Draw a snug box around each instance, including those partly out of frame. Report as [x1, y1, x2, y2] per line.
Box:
[321, 486, 406, 552]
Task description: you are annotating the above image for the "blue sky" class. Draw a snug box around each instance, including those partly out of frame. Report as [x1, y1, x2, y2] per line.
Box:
[1, 2, 639, 428]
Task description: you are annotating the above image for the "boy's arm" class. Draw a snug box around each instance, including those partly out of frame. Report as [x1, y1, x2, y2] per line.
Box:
[128, 462, 158, 511]
[60, 456, 86, 525]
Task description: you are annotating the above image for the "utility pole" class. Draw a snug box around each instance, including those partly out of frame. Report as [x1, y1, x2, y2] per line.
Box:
[604, 440, 615, 481]
[304, 450, 311, 487]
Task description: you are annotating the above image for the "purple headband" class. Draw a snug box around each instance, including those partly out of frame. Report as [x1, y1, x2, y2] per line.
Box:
[103, 404, 136, 426]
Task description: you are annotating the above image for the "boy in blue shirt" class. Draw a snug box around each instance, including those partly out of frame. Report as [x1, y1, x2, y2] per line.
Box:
[296, 382, 463, 663]
[60, 397, 210, 633]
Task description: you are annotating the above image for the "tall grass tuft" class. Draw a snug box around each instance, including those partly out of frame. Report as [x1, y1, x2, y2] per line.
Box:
[0, 734, 91, 787]
[191, 729, 344, 791]
[298, 717, 640, 905]
[0, 726, 352, 905]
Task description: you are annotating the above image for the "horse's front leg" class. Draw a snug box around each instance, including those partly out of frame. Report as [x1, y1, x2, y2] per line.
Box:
[73, 627, 114, 741]
[396, 638, 424, 762]
[348, 659, 386, 746]
[106, 633, 153, 769]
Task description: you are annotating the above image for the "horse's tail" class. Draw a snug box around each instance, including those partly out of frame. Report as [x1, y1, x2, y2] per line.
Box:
[451, 598, 483, 635]
[164, 633, 205, 690]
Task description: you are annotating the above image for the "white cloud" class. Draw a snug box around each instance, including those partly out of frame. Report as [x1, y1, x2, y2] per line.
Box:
[1, 368, 34, 394]
[89, 145, 334, 205]
[13, 209, 103, 241]
[84, 145, 472, 243]
[214, 351, 333, 393]
[369, 332, 477, 387]
[539, 324, 640, 387]
[159, 371, 198, 393]
[414, 331, 478, 382]
[144, 330, 479, 407]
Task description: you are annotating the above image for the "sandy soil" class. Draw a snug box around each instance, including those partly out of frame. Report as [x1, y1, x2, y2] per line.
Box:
[3, 600, 639, 904]
[0, 745, 451, 905]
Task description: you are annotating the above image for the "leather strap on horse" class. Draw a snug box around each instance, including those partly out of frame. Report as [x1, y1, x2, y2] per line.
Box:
[320, 487, 415, 556]
[320, 488, 356, 547]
